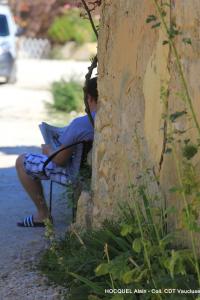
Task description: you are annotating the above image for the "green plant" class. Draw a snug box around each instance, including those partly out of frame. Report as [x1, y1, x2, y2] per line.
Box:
[40, 221, 125, 299]
[146, 0, 200, 137]
[48, 8, 96, 45]
[51, 79, 84, 113]
[40, 151, 200, 299]
[146, 0, 200, 285]
[40, 193, 199, 300]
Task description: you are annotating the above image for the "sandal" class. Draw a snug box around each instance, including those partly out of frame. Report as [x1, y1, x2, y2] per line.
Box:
[17, 215, 53, 228]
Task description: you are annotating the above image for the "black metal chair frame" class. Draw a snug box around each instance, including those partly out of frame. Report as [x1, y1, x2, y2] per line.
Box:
[42, 140, 93, 222]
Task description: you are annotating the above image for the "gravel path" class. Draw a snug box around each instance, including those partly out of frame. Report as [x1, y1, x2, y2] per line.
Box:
[0, 59, 89, 299]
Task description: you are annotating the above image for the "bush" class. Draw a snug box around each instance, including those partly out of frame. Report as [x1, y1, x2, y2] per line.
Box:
[48, 9, 96, 45]
[40, 200, 200, 299]
[40, 221, 125, 299]
[51, 79, 84, 113]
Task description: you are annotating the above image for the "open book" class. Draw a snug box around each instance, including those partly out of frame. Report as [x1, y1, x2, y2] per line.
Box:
[39, 122, 67, 150]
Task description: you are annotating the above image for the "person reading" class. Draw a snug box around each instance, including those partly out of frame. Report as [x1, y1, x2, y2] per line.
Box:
[16, 77, 97, 227]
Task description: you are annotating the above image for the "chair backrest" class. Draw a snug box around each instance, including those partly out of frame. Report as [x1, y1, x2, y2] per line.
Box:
[42, 140, 93, 176]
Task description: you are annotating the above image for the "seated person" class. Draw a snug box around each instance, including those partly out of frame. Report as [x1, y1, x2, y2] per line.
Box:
[16, 77, 98, 227]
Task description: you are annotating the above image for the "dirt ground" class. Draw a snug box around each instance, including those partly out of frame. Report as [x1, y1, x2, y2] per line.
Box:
[0, 59, 89, 299]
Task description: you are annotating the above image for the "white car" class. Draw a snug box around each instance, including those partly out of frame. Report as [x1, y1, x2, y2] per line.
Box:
[0, 4, 17, 83]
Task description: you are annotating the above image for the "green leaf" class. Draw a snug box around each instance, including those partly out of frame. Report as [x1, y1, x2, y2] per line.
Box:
[169, 186, 180, 193]
[105, 229, 130, 251]
[165, 148, 172, 154]
[163, 40, 169, 45]
[160, 85, 169, 99]
[152, 22, 161, 29]
[168, 24, 182, 39]
[120, 224, 133, 236]
[182, 144, 198, 160]
[184, 139, 190, 144]
[106, 254, 130, 280]
[163, 205, 177, 215]
[146, 15, 157, 23]
[123, 267, 149, 284]
[175, 258, 186, 276]
[182, 37, 192, 45]
[132, 238, 142, 253]
[169, 110, 187, 122]
[95, 263, 110, 276]
[169, 250, 178, 278]
[122, 269, 135, 284]
[134, 268, 148, 282]
[159, 232, 176, 251]
[161, 11, 167, 17]
[68, 272, 104, 295]
[138, 186, 158, 239]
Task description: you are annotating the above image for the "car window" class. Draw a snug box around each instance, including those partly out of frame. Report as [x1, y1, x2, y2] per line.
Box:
[0, 14, 9, 36]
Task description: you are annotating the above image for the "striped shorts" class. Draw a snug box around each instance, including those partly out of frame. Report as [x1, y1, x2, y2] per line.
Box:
[23, 153, 73, 185]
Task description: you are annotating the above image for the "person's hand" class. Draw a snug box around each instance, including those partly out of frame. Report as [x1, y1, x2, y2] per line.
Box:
[41, 144, 52, 156]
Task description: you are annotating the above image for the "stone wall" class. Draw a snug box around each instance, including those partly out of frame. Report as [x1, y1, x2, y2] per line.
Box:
[89, 0, 200, 237]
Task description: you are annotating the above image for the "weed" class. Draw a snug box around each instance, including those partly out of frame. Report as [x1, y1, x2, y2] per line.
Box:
[146, 0, 200, 284]
[40, 198, 199, 299]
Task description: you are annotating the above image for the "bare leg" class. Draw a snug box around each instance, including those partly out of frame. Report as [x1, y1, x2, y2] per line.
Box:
[16, 154, 49, 222]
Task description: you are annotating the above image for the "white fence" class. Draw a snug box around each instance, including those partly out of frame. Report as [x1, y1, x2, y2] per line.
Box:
[17, 37, 51, 59]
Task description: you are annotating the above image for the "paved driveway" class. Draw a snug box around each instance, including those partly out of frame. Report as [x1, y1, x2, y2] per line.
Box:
[0, 59, 90, 299]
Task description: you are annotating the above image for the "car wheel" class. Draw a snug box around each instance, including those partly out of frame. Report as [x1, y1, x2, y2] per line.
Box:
[7, 62, 17, 84]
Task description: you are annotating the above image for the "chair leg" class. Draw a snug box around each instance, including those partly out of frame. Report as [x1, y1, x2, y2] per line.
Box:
[49, 180, 53, 214]
[72, 189, 77, 223]
[49, 181, 76, 222]
[72, 195, 75, 223]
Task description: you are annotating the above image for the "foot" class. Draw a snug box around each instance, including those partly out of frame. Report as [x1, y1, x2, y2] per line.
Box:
[33, 212, 50, 223]
[17, 215, 53, 228]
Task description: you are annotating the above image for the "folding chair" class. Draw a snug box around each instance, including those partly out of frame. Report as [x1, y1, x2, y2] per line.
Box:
[42, 140, 93, 222]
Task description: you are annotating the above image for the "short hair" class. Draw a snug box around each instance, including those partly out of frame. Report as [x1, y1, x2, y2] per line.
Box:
[85, 77, 98, 102]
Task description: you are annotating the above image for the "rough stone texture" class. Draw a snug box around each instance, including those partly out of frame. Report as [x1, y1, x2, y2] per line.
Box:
[160, 0, 200, 246]
[90, 0, 200, 241]
[75, 191, 93, 229]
